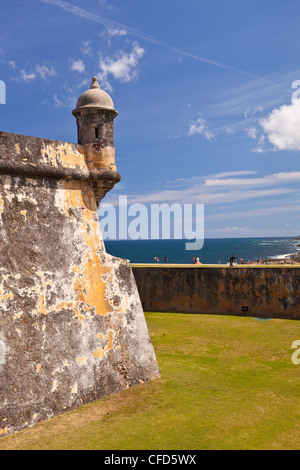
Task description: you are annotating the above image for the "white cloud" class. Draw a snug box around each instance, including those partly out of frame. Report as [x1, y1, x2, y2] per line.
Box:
[247, 127, 257, 139]
[104, 169, 299, 208]
[70, 59, 85, 73]
[36, 64, 56, 80]
[19, 69, 36, 82]
[212, 170, 257, 179]
[261, 99, 300, 150]
[188, 117, 216, 142]
[53, 93, 76, 108]
[80, 41, 92, 56]
[98, 0, 114, 10]
[104, 184, 295, 207]
[251, 134, 268, 153]
[207, 203, 300, 221]
[101, 26, 128, 46]
[76, 77, 90, 88]
[99, 42, 145, 89]
[107, 27, 127, 37]
[17, 64, 56, 82]
[165, 171, 257, 188]
[244, 106, 264, 119]
[204, 171, 300, 188]
[42, 0, 272, 84]
[215, 226, 249, 232]
[53, 93, 63, 107]
[8, 61, 17, 70]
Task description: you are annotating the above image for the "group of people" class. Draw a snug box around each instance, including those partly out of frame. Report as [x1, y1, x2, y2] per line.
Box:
[151, 254, 297, 265]
[153, 254, 270, 266]
[228, 256, 267, 266]
[154, 256, 168, 263]
[192, 255, 238, 266]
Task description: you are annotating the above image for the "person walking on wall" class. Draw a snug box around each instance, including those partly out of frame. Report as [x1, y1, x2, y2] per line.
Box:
[229, 255, 236, 267]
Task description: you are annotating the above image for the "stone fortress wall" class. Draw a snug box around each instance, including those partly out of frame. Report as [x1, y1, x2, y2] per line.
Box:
[0, 78, 160, 437]
[132, 265, 300, 320]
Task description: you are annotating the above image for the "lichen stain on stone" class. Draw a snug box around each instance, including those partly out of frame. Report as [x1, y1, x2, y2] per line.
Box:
[52, 381, 57, 393]
[55, 181, 98, 218]
[76, 357, 86, 363]
[40, 142, 86, 170]
[93, 329, 117, 360]
[31, 275, 53, 316]
[0, 282, 14, 305]
[85, 144, 116, 171]
[40, 141, 117, 175]
[94, 347, 105, 360]
[73, 259, 111, 318]
[105, 330, 114, 351]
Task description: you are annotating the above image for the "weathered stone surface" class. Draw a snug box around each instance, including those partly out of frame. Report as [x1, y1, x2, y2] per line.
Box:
[0, 133, 160, 437]
[72, 76, 118, 147]
[0, 132, 120, 204]
[132, 266, 300, 320]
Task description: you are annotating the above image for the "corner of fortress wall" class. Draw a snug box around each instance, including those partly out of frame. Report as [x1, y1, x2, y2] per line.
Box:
[0, 132, 160, 437]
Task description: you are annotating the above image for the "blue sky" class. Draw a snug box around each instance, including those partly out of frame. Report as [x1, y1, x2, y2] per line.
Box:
[1, 0, 300, 238]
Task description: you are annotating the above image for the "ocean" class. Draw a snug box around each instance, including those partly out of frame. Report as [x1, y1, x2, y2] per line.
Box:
[104, 237, 300, 265]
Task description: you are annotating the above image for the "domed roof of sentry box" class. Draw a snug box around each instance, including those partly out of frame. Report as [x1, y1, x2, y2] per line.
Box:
[73, 77, 117, 115]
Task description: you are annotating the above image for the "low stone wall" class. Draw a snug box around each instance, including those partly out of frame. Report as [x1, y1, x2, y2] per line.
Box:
[132, 266, 300, 320]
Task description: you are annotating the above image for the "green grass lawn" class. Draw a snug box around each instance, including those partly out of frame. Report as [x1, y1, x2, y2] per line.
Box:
[1, 313, 299, 450]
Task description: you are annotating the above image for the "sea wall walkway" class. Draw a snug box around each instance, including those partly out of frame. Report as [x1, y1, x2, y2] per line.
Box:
[132, 265, 300, 320]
